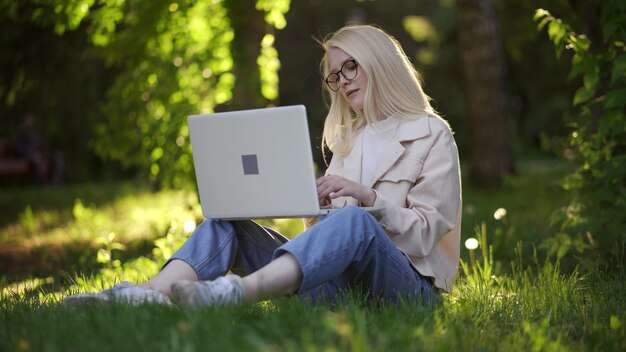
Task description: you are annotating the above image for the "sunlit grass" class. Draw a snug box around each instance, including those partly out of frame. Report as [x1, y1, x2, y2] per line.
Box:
[1, 184, 202, 246]
[1, 181, 304, 248]
[1, 160, 624, 350]
[1, 250, 624, 351]
[0, 180, 305, 285]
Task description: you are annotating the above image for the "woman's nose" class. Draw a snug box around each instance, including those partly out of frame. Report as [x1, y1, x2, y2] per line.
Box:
[338, 73, 350, 86]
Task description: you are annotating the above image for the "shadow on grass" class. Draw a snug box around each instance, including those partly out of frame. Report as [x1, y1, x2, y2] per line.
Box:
[0, 237, 156, 286]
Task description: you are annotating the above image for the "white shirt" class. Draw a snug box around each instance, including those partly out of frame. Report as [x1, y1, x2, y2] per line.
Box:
[360, 116, 400, 186]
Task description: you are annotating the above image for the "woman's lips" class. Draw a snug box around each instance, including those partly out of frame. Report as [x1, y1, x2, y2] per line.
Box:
[346, 89, 358, 97]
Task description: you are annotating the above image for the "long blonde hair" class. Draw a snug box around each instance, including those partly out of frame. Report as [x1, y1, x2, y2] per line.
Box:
[320, 25, 440, 157]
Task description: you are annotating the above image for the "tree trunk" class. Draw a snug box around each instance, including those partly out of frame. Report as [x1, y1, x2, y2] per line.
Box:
[457, 0, 514, 187]
[223, 0, 266, 109]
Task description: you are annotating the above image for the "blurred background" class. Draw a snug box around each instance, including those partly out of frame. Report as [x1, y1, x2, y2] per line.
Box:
[0, 0, 585, 186]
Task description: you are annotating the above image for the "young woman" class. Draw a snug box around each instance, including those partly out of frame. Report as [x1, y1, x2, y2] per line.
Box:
[63, 25, 461, 307]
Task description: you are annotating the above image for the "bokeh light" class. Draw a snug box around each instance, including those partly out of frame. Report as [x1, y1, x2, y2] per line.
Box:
[465, 237, 479, 250]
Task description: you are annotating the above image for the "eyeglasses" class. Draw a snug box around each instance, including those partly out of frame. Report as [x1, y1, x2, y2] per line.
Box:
[325, 59, 359, 92]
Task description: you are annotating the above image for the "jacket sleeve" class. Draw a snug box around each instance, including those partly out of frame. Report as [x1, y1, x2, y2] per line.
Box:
[373, 128, 461, 257]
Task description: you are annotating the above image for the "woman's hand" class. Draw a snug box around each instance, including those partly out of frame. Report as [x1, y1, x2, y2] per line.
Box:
[316, 175, 376, 207]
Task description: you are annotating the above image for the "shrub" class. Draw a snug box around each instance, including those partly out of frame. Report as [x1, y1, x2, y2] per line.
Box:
[534, 2, 626, 267]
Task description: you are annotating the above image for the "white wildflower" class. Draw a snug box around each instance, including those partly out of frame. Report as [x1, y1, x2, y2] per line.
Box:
[465, 238, 479, 250]
[494, 207, 507, 220]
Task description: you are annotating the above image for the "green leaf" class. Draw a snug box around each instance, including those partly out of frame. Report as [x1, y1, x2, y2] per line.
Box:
[96, 249, 110, 264]
[548, 20, 567, 45]
[601, 5, 626, 41]
[605, 88, 626, 109]
[536, 16, 551, 30]
[573, 86, 594, 106]
[610, 315, 622, 330]
[569, 34, 590, 52]
[610, 54, 626, 84]
[533, 8, 550, 22]
[583, 69, 599, 92]
[568, 54, 585, 80]
[110, 243, 127, 251]
[403, 16, 438, 43]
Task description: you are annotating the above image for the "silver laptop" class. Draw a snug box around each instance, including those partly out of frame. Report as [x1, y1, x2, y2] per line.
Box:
[188, 105, 383, 220]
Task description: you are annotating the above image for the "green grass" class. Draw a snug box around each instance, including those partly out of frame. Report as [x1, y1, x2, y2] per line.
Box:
[460, 160, 576, 270]
[2, 260, 624, 351]
[1, 159, 625, 351]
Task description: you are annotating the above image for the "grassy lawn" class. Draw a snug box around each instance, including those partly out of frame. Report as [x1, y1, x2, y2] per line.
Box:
[1, 160, 625, 351]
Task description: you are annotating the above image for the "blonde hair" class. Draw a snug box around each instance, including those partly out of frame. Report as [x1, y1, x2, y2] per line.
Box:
[320, 25, 441, 157]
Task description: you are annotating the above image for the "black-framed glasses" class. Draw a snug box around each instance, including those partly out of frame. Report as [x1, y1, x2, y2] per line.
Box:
[325, 59, 359, 92]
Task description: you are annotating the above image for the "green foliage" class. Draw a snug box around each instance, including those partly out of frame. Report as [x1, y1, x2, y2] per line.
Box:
[256, 0, 290, 30]
[95, 231, 126, 269]
[0, 181, 306, 284]
[91, 0, 236, 188]
[20, 0, 291, 188]
[151, 219, 197, 264]
[460, 160, 572, 272]
[402, 16, 439, 65]
[258, 34, 281, 100]
[460, 222, 495, 288]
[534, 2, 626, 264]
[451, 223, 624, 351]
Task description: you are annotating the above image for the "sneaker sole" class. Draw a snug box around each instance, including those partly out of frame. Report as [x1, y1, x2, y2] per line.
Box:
[61, 294, 108, 307]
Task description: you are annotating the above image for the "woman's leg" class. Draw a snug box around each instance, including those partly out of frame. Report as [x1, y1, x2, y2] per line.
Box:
[139, 260, 198, 296]
[228, 220, 290, 277]
[240, 253, 303, 303]
[63, 218, 288, 305]
[141, 219, 288, 296]
[267, 206, 436, 304]
[139, 219, 237, 295]
[174, 206, 435, 306]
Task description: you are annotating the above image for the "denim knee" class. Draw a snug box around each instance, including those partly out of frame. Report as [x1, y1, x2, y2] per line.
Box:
[166, 218, 238, 280]
[330, 205, 382, 239]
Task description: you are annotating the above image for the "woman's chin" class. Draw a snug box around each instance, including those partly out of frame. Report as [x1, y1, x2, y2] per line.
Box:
[347, 98, 364, 111]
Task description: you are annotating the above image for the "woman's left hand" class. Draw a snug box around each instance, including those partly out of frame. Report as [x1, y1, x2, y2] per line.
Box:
[316, 175, 376, 207]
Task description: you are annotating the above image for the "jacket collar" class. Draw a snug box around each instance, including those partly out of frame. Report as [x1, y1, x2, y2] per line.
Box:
[395, 114, 432, 142]
[342, 115, 432, 188]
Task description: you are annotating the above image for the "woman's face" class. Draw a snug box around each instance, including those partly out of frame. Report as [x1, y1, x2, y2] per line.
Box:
[327, 47, 368, 111]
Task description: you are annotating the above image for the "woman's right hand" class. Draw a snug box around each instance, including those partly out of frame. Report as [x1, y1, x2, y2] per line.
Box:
[316, 175, 376, 207]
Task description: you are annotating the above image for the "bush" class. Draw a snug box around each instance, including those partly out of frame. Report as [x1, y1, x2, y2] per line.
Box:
[534, 2, 626, 267]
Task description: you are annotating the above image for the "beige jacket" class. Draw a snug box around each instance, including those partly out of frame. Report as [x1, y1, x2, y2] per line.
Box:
[325, 115, 462, 292]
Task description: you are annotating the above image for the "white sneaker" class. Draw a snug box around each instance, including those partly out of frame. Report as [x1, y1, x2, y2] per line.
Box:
[170, 275, 244, 308]
[62, 281, 173, 306]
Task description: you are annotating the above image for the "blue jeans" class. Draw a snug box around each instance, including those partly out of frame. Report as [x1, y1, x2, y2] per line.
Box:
[167, 206, 437, 304]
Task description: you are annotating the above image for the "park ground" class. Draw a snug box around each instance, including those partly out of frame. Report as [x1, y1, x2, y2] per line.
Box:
[1, 159, 625, 351]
